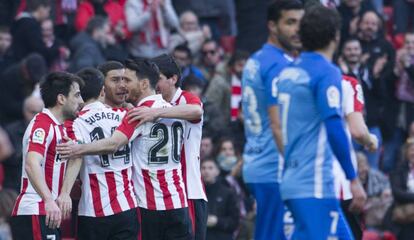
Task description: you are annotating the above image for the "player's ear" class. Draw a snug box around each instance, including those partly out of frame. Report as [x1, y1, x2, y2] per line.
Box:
[268, 20, 278, 34]
[172, 75, 178, 86]
[57, 94, 66, 106]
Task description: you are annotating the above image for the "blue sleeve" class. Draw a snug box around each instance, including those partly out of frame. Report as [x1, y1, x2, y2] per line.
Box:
[312, 68, 342, 120]
[264, 63, 284, 107]
[325, 116, 357, 180]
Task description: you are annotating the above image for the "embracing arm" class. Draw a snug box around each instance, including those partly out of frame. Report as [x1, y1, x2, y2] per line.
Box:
[346, 112, 377, 151]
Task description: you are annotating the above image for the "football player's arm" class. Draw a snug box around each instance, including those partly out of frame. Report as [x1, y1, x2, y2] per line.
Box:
[58, 132, 128, 159]
[346, 112, 377, 151]
[25, 151, 61, 228]
[57, 157, 82, 219]
[268, 106, 284, 155]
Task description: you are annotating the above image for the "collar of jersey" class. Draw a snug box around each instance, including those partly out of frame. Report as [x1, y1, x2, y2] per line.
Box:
[170, 87, 183, 105]
[82, 101, 107, 111]
[137, 94, 163, 106]
[42, 108, 61, 125]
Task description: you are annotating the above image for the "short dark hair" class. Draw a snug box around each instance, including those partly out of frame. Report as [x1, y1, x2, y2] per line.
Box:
[152, 54, 182, 87]
[86, 16, 108, 35]
[201, 157, 219, 168]
[97, 61, 124, 77]
[228, 50, 249, 67]
[76, 68, 104, 102]
[124, 59, 160, 89]
[182, 75, 205, 91]
[174, 44, 192, 59]
[267, 0, 303, 23]
[40, 72, 84, 108]
[300, 5, 341, 51]
[27, 0, 50, 12]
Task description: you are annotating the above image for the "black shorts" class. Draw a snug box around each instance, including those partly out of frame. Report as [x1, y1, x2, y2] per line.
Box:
[77, 208, 139, 240]
[188, 199, 208, 240]
[341, 199, 363, 240]
[10, 215, 61, 240]
[139, 207, 192, 240]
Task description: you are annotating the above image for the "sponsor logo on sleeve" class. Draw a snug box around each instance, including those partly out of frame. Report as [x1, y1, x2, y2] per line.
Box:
[327, 86, 340, 108]
[32, 128, 46, 144]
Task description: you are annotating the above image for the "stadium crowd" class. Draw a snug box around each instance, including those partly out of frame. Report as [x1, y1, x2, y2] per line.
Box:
[0, 0, 414, 239]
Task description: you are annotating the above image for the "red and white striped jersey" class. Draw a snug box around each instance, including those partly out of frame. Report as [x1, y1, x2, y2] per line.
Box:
[12, 109, 68, 216]
[65, 101, 137, 217]
[117, 94, 187, 210]
[171, 88, 207, 201]
[334, 75, 365, 200]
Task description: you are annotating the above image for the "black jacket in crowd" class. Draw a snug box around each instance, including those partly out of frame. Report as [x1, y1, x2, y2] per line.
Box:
[9, 13, 59, 66]
[205, 178, 240, 240]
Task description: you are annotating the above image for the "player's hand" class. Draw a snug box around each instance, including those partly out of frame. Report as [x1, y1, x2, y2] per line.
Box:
[56, 193, 72, 220]
[56, 137, 81, 159]
[349, 178, 367, 213]
[127, 107, 159, 126]
[365, 133, 378, 152]
[45, 198, 62, 229]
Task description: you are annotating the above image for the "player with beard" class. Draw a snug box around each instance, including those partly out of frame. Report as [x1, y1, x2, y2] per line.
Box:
[57, 59, 192, 240]
[10, 72, 84, 240]
[57, 68, 138, 240]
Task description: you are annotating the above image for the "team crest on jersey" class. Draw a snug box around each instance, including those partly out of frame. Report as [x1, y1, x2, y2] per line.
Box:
[327, 86, 340, 108]
[32, 128, 45, 144]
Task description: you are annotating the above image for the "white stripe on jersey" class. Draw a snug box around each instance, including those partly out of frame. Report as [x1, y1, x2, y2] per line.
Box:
[314, 126, 326, 198]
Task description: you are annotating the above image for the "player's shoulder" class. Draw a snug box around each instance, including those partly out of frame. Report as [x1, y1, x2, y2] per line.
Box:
[342, 75, 359, 87]
[179, 90, 201, 105]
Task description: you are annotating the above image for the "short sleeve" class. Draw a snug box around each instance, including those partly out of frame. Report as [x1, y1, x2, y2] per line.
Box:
[116, 111, 140, 140]
[264, 63, 282, 107]
[313, 68, 342, 120]
[182, 92, 202, 123]
[28, 119, 50, 156]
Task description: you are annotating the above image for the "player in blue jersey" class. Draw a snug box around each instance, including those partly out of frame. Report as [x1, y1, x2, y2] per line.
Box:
[241, 1, 304, 240]
[275, 6, 367, 240]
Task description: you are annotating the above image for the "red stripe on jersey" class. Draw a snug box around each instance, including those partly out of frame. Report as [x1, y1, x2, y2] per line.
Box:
[12, 177, 28, 216]
[173, 169, 186, 208]
[105, 171, 122, 214]
[187, 199, 196, 235]
[180, 91, 202, 123]
[58, 162, 65, 195]
[64, 119, 76, 140]
[32, 215, 42, 240]
[27, 113, 50, 156]
[38, 201, 45, 215]
[142, 169, 156, 210]
[45, 133, 56, 191]
[122, 169, 136, 209]
[232, 86, 241, 95]
[139, 100, 155, 108]
[89, 173, 104, 217]
[180, 147, 188, 195]
[157, 170, 174, 210]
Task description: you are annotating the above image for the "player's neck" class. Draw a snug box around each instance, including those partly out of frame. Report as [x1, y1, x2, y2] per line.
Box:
[48, 107, 65, 124]
[136, 90, 156, 105]
[165, 88, 178, 103]
[267, 38, 294, 56]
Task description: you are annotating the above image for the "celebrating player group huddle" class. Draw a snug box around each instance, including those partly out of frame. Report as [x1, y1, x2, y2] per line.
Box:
[10, 1, 379, 240]
[11, 55, 206, 240]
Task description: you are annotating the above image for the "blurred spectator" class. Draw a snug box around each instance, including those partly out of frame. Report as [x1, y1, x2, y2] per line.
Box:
[68, 16, 112, 72]
[357, 152, 392, 229]
[3, 96, 43, 193]
[0, 189, 18, 240]
[75, 0, 129, 41]
[181, 74, 205, 98]
[41, 19, 70, 71]
[197, 39, 225, 82]
[125, 0, 179, 58]
[0, 128, 13, 164]
[172, 44, 206, 83]
[9, 0, 60, 66]
[189, 0, 236, 41]
[205, 50, 248, 123]
[389, 138, 414, 239]
[393, 0, 414, 38]
[168, 11, 211, 55]
[0, 53, 47, 125]
[0, 1, 21, 26]
[0, 26, 12, 73]
[200, 133, 214, 161]
[224, 103, 245, 153]
[338, 0, 374, 46]
[201, 158, 240, 240]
